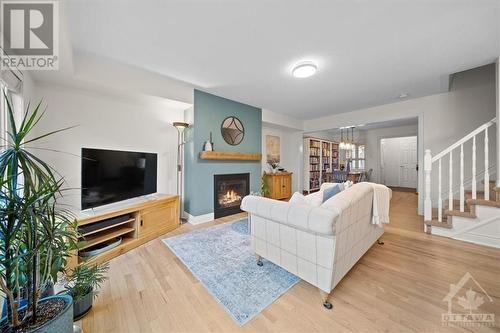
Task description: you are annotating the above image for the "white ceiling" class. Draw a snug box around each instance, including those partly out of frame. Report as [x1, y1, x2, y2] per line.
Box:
[67, 0, 500, 119]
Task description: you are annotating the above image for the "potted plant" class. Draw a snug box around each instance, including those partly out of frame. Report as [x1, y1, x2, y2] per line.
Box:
[0, 94, 79, 332]
[260, 172, 269, 196]
[63, 263, 109, 320]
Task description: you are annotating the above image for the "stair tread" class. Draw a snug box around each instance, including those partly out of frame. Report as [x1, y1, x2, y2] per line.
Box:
[466, 198, 500, 208]
[431, 208, 448, 221]
[483, 180, 500, 192]
[444, 210, 476, 218]
[426, 220, 453, 229]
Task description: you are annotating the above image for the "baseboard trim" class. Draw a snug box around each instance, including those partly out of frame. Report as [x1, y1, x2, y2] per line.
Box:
[184, 211, 214, 225]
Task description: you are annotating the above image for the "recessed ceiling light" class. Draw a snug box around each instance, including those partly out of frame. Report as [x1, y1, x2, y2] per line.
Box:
[292, 61, 318, 78]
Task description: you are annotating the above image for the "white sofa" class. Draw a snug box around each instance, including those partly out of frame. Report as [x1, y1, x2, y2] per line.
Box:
[240, 182, 390, 309]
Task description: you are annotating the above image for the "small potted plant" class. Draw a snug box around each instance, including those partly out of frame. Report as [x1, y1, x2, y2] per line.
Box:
[260, 172, 270, 196]
[63, 263, 109, 320]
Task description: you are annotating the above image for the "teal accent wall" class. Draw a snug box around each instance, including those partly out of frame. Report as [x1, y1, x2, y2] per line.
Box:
[184, 90, 262, 216]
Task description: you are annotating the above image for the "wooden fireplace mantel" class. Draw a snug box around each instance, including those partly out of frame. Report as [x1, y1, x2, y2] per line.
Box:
[199, 151, 262, 161]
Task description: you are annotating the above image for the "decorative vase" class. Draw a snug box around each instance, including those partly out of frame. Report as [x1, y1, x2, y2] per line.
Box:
[203, 140, 213, 151]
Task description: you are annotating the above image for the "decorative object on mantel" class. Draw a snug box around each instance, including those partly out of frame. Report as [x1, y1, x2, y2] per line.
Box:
[221, 116, 245, 145]
[203, 131, 213, 151]
[199, 151, 261, 161]
[266, 135, 280, 163]
[173, 121, 189, 223]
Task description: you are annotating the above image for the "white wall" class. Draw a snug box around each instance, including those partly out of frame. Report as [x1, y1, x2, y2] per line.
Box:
[262, 109, 303, 130]
[31, 83, 186, 211]
[262, 125, 303, 192]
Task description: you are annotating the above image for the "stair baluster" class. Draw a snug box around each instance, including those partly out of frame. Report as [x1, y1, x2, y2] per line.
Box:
[472, 136, 476, 200]
[438, 159, 442, 222]
[424, 150, 432, 221]
[449, 150, 453, 211]
[485, 127, 489, 200]
[460, 144, 464, 212]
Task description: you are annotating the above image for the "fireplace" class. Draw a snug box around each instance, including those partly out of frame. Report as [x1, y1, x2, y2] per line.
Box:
[214, 173, 250, 218]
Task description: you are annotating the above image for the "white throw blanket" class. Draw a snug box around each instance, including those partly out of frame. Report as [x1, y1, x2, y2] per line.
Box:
[366, 182, 391, 225]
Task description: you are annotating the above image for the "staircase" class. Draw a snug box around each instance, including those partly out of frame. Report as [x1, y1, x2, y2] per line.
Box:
[424, 118, 500, 248]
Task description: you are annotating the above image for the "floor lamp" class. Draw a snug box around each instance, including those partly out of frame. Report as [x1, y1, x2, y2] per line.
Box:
[173, 121, 189, 224]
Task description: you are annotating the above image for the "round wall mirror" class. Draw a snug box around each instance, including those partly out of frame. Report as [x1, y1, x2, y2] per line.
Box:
[221, 116, 245, 146]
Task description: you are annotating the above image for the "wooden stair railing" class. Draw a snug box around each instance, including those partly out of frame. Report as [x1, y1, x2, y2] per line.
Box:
[424, 118, 497, 227]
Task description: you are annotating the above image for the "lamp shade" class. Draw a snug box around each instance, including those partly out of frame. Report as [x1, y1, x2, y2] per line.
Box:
[173, 122, 189, 129]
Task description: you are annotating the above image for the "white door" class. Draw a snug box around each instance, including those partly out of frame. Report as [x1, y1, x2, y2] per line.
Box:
[381, 136, 418, 188]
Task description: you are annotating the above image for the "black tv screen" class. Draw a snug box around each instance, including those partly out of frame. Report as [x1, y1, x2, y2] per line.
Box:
[81, 148, 157, 210]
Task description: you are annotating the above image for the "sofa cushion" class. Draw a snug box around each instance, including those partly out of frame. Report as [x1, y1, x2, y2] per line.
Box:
[289, 192, 308, 205]
[304, 191, 323, 207]
[322, 184, 342, 202]
[320, 182, 345, 192]
[289, 191, 323, 207]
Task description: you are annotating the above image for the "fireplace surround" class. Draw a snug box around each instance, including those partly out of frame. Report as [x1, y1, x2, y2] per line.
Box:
[214, 173, 250, 218]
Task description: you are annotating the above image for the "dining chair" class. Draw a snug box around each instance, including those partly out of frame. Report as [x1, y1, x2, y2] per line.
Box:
[333, 170, 348, 183]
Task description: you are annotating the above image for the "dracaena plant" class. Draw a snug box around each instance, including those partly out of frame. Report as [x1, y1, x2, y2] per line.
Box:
[0, 91, 78, 329]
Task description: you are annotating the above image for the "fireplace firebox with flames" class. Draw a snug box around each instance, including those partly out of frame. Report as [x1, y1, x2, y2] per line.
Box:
[214, 173, 250, 218]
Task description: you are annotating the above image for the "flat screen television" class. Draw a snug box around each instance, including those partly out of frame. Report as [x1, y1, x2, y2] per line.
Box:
[81, 148, 157, 210]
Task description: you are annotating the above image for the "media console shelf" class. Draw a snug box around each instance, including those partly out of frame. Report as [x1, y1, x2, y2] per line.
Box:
[68, 194, 179, 268]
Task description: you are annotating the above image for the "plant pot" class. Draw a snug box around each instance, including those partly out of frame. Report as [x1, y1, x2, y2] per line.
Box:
[2, 282, 55, 319]
[1, 294, 73, 333]
[72, 289, 93, 320]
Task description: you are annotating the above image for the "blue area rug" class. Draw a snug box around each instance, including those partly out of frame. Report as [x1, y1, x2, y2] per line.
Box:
[163, 219, 300, 325]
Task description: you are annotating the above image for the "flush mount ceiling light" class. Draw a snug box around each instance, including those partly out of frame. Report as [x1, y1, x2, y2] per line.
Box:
[292, 61, 318, 78]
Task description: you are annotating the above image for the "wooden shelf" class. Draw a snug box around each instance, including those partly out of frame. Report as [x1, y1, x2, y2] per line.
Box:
[199, 151, 262, 161]
[80, 218, 135, 237]
[81, 238, 136, 266]
[80, 227, 135, 250]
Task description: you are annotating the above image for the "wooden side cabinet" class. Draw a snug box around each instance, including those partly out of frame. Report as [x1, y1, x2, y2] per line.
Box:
[264, 172, 293, 200]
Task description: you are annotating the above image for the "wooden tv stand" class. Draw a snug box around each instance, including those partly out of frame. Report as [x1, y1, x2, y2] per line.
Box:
[69, 194, 179, 268]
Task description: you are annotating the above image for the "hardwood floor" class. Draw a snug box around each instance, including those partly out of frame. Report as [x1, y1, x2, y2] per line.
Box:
[77, 191, 500, 332]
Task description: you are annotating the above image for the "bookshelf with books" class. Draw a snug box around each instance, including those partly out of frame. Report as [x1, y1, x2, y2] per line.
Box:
[303, 137, 339, 193]
[321, 141, 331, 183]
[332, 142, 339, 170]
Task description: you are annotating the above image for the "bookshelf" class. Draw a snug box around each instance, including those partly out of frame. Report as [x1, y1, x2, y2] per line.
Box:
[303, 137, 339, 193]
[332, 142, 339, 170]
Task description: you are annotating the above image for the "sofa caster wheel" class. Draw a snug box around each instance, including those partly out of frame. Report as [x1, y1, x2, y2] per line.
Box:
[377, 240, 384, 245]
[323, 301, 333, 310]
[257, 260, 263, 267]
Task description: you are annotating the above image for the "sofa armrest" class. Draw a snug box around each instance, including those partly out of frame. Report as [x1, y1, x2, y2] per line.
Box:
[241, 195, 339, 235]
